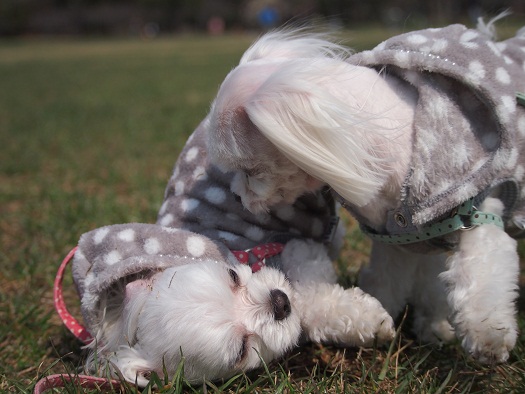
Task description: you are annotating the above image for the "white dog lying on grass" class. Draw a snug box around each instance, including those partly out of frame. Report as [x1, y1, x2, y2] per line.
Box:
[206, 21, 525, 363]
[72, 121, 393, 386]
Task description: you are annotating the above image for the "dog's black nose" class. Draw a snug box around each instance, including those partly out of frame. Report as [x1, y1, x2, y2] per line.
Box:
[270, 289, 291, 320]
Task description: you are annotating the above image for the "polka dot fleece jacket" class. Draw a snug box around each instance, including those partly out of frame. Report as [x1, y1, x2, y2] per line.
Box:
[72, 121, 336, 331]
[347, 24, 525, 232]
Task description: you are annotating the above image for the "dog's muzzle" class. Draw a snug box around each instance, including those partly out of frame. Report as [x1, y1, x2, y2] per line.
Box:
[270, 289, 291, 320]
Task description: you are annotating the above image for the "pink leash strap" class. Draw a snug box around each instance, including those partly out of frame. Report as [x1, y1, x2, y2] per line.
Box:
[33, 247, 111, 394]
[53, 246, 93, 345]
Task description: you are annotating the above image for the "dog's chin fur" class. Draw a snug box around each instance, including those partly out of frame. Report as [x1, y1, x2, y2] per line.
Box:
[87, 261, 302, 385]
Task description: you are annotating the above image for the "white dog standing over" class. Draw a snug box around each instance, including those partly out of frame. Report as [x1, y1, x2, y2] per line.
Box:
[206, 20, 525, 363]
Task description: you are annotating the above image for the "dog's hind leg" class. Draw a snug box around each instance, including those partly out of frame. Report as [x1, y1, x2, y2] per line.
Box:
[440, 197, 519, 363]
[358, 241, 418, 320]
[360, 242, 453, 343]
[410, 253, 455, 343]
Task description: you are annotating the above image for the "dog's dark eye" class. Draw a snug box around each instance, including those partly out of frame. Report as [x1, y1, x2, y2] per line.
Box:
[228, 268, 240, 287]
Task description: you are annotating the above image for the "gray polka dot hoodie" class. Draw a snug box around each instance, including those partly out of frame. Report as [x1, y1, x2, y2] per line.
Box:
[347, 24, 525, 235]
[72, 121, 337, 332]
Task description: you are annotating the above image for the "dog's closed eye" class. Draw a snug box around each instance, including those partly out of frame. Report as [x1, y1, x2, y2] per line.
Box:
[228, 268, 241, 287]
[244, 164, 269, 178]
[236, 334, 250, 365]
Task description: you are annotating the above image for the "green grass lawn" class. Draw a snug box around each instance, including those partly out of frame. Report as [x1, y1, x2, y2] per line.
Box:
[1, 25, 524, 393]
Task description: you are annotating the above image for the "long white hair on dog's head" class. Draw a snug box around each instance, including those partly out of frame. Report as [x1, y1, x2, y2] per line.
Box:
[208, 29, 414, 211]
[243, 58, 396, 207]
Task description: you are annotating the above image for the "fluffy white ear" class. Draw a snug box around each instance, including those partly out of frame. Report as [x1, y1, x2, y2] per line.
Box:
[207, 105, 262, 163]
[243, 58, 396, 207]
[125, 278, 152, 299]
[110, 347, 154, 387]
[206, 61, 286, 166]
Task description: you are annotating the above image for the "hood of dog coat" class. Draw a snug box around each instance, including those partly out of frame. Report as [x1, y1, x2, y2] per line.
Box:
[348, 24, 525, 228]
[72, 223, 237, 332]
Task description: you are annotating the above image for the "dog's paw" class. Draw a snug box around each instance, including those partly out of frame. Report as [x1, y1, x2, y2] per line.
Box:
[329, 287, 395, 347]
[347, 287, 395, 346]
[413, 316, 455, 344]
[461, 324, 517, 364]
[294, 283, 394, 347]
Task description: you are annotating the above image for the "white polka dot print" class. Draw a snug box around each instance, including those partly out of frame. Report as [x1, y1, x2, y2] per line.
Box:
[205, 187, 226, 204]
[104, 250, 121, 266]
[193, 166, 207, 180]
[515, 165, 525, 182]
[495, 67, 510, 84]
[158, 201, 168, 215]
[460, 30, 479, 49]
[394, 51, 410, 68]
[275, 206, 294, 221]
[186, 235, 205, 257]
[117, 228, 135, 242]
[93, 227, 110, 244]
[245, 225, 264, 241]
[161, 226, 179, 234]
[506, 147, 519, 169]
[407, 34, 428, 45]
[468, 60, 485, 82]
[181, 198, 200, 212]
[144, 237, 161, 255]
[84, 272, 95, 287]
[185, 146, 199, 162]
[517, 116, 525, 137]
[174, 181, 185, 196]
[159, 213, 174, 226]
[431, 38, 448, 53]
[172, 167, 180, 179]
[497, 96, 516, 122]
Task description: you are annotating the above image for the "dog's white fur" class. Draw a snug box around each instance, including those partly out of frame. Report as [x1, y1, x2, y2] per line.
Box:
[87, 236, 394, 385]
[206, 29, 520, 363]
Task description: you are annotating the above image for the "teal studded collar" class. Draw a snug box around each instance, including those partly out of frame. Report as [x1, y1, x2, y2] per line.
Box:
[361, 198, 503, 245]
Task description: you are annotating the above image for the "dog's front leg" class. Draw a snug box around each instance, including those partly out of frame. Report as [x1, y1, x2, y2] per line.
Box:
[292, 282, 395, 347]
[359, 241, 453, 344]
[359, 241, 419, 319]
[280, 239, 393, 346]
[440, 197, 519, 363]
